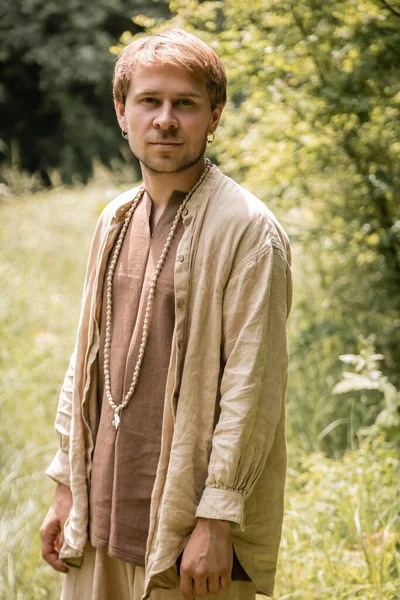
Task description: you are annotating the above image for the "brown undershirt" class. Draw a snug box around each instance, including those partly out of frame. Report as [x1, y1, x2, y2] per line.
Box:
[89, 189, 250, 580]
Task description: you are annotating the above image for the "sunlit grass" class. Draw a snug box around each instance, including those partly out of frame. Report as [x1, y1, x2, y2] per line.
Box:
[276, 440, 399, 600]
[0, 185, 398, 599]
[0, 182, 119, 599]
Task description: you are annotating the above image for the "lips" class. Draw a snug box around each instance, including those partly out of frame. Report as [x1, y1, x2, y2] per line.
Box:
[149, 142, 183, 152]
[148, 141, 183, 145]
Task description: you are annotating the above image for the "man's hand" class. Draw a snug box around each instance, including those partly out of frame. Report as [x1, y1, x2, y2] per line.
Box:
[180, 517, 233, 599]
[40, 483, 72, 573]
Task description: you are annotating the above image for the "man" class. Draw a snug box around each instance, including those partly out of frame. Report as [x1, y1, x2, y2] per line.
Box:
[40, 28, 292, 600]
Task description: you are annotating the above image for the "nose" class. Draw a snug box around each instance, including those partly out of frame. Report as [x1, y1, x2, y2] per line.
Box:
[153, 102, 178, 130]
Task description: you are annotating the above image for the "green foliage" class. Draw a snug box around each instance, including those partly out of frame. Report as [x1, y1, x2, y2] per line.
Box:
[0, 0, 169, 185]
[333, 336, 400, 442]
[279, 436, 400, 599]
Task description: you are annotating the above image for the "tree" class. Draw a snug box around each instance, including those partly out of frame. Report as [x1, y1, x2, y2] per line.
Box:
[0, 0, 169, 184]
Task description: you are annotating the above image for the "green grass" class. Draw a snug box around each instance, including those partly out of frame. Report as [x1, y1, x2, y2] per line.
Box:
[0, 185, 398, 599]
[276, 440, 399, 599]
[0, 182, 115, 599]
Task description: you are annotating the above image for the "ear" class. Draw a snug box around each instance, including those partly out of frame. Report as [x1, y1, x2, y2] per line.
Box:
[114, 100, 126, 129]
[208, 104, 224, 134]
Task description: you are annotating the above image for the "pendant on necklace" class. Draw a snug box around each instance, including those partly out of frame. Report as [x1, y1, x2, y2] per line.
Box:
[112, 412, 120, 431]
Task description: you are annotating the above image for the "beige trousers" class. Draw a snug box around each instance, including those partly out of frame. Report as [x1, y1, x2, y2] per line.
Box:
[61, 544, 257, 600]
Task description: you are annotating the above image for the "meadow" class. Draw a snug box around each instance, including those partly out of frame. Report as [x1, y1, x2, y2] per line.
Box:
[0, 182, 398, 599]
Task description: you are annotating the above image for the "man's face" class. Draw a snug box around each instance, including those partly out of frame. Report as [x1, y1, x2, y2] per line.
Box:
[115, 65, 223, 174]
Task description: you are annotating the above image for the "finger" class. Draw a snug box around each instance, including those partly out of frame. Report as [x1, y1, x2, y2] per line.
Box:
[40, 520, 68, 573]
[46, 553, 68, 573]
[41, 539, 68, 573]
[194, 576, 208, 598]
[220, 574, 232, 592]
[180, 573, 195, 600]
[207, 574, 221, 595]
[40, 513, 60, 543]
[59, 526, 65, 548]
[55, 529, 65, 553]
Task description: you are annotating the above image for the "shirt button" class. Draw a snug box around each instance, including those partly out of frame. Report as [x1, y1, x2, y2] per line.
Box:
[177, 299, 185, 308]
[183, 217, 192, 227]
[177, 255, 184, 262]
[182, 208, 189, 216]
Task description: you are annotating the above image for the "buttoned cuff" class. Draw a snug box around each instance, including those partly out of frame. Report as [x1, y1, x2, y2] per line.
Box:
[45, 449, 71, 488]
[195, 487, 245, 532]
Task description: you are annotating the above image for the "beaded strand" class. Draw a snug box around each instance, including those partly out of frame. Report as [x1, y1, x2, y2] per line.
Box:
[104, 160, 212, 430]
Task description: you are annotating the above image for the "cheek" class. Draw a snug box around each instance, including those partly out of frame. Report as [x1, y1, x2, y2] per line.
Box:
[126, 108, 149, 124]
[184, 115, 210, 134]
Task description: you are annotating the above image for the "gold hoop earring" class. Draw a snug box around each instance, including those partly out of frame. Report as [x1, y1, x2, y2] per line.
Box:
[207, 132, 215, 144]
[121, 130, 128, 140]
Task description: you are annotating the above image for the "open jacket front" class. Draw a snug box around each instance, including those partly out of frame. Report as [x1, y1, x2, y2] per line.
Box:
[46, 164, 293, 599]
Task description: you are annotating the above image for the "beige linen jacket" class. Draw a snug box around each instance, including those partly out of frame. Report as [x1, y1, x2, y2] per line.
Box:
[46, 163, 292, 599]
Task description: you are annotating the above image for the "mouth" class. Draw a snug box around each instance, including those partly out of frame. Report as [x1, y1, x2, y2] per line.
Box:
[149, 141, 183, 148]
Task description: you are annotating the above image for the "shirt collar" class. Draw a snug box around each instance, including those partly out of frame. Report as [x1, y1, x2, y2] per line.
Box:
[112, 163, 222, 221]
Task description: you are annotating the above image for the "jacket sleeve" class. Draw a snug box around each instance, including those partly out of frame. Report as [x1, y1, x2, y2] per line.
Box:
[195, 241, 292, 531]
[45, 350, 76, 487]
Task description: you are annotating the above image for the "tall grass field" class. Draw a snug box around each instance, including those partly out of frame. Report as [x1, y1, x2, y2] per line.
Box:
[0, 184, 398, 599]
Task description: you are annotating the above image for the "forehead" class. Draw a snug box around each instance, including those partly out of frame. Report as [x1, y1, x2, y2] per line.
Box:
[128, 64, 208, 98]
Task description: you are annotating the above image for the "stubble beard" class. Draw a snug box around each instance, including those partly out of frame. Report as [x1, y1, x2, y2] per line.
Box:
[130, 138, 208, 175]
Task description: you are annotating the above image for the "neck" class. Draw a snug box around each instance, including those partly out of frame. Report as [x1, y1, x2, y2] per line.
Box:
[141, 157, 206, 208]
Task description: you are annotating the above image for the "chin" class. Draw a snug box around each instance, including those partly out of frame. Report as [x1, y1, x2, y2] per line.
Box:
[140, 153, 205, 175]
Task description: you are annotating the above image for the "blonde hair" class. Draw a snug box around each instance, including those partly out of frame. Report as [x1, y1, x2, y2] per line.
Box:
[113, 28, 227, 110]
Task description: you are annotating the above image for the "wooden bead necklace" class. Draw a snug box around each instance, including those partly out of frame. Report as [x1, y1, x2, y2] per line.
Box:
[104, 160, 212, 430]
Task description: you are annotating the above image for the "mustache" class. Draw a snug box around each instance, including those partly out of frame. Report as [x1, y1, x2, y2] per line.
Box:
[147, 135, 184, 144]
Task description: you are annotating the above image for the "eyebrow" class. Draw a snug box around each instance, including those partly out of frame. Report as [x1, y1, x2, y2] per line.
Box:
[176, 91, 203, 98]
[135, 90, 203, 98]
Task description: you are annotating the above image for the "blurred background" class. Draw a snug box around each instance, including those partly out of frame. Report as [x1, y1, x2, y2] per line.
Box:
[1, 0, 399, 598]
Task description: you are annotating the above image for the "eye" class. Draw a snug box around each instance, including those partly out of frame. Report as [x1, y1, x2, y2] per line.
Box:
[141, 97, 158, 104]
[177, 99, 194, 106]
